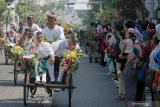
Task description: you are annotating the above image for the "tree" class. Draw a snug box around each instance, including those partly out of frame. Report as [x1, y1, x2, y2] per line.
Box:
[82, 0, 113, 26]
[0, 0, 7, 20]
[16, 0, 31, 22]
[16, 0, 46, 23]
[112, 0, 148, 20]
[89, 0, 114, 12]
[97, 6, 112, 24]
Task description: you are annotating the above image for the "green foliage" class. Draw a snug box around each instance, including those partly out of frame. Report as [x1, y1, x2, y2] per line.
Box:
[112, 0, 146, 20]
[82, 6, 112, 26]
[82, 0, 113, 27]
[0, 0, 7, 20]
[16, 0, 31, 22]
[98, 6, 112, 24]
[16, 0, 46, 23]
[82, 10, 97, 26]
[42, 3, 56, 13]
[43, 34, 59, 44]
[16, 1, 65, 23]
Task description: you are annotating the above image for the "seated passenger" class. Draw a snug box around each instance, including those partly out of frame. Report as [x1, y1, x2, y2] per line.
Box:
[6, 29, 18, 45]
[18, 28, 34, 50]
[33, 32, 55, 84]
[49, 32, 80, 85]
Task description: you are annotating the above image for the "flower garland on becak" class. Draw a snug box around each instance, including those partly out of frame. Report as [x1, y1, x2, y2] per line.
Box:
[22, 52, 38, 70]
[11, 46, 24, 57]
[10, 46, 24, 66]
[61, 49, 83, 74]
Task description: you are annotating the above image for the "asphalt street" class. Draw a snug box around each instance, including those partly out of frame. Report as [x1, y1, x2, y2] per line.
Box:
[0, 49, 125, 107]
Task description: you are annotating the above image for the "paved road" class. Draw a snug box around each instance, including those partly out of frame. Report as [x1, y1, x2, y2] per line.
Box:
[0, 48, 125, 107]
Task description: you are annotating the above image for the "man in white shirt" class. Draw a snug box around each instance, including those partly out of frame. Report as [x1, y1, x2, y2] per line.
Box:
[42, 14, 65, 41]
[41, 14, 65, 85]
[23, 16, 41, 33]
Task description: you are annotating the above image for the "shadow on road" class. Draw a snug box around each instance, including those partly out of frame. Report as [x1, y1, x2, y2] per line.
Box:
[0, 98, 50, 107]
[0, 80, 23, 87]
[0, 63, 14, 65]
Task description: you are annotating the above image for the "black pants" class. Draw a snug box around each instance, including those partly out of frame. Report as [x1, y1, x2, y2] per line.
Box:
[135, 80, 145, 101]
[100, 51, 106, 66]
[135, 80, 155, 101]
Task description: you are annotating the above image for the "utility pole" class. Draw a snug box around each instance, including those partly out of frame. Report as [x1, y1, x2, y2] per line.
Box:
[152, 0, 155, 19]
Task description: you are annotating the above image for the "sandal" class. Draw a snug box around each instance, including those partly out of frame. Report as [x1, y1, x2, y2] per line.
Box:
[115, 96, 125, 101]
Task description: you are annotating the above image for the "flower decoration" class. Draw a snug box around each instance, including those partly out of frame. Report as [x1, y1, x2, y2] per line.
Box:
[11, 46, 24, 57]
[22, 51, 38, 70]
[61, 49, 83, 74]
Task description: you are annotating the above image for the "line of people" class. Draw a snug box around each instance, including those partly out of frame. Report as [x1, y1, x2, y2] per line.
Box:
[85, 20, 160, 106]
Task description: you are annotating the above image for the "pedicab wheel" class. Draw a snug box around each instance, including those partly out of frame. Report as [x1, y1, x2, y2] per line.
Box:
[45, 87, 52, 97]
[24, 85, 29, 105]
[5, 54, 8, 64]
[49, 88, 52, 97]
[48, 88, 52, 97]
[14, 60, 18, 85]
[14, 69, 18, 85]
[30, 87, 37, 96]
[24, 70, 30, 105]
[68, 74, 73, 107]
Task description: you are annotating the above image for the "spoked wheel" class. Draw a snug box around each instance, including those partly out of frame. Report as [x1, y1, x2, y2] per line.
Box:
[46, 70, 52, 97]
[30, 78, 37, 97]
[24, 71, 30, 105]
[30, 87, 37, 97]
[14, 59, 18, 85]
[5, 52, 8, 64]
[45, 87, 52, 97]
[24, 85, 29, 105]
[68, 74, 73, 107]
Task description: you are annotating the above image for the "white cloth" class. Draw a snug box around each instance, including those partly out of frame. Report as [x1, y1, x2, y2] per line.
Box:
[10, 36, 14, 43]
[119, 40, 125, 50]
[57, 65, 64, 82]
[42, 25, 65, 40]
[149, 43, 160, 71]
[23, 24, 41, 33]
[38, 42, 54, 59]
[51, 39, 80, 57]
[104, 54, 115, 73]
[51, 39, 68, 57]
[108, 35, 117, 46]
[23, 37, 32, 50]
[48, 63, 55, 82]
[124, 39, 134, 53]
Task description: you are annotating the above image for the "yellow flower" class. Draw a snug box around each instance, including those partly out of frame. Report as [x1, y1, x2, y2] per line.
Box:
[11, 46, 24, 56]
[70, 51, 77, 59]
